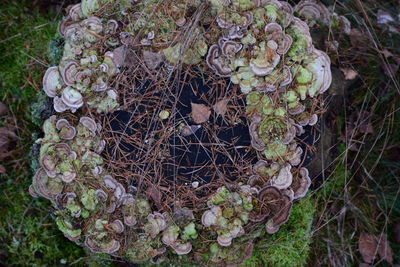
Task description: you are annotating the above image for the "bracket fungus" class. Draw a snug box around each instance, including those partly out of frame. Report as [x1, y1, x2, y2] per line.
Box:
[32, 0, 333, 264]
[161, 225, 193, 255]
[144, 212, 168, 238]
[44, 7, 123, 113]
[295, 0, 352, 35]
[56, 119, 77, 140]
[250, 186, 293, 234]
[43, 67, 63, 98]
[294, 0, 330, 26]
[201, 186, 256, 247]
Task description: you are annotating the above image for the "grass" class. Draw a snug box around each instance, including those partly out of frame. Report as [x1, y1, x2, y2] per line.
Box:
[308, 0, 400, 265]
[0, 0, 89, 265]
[0, 0, 399, 266]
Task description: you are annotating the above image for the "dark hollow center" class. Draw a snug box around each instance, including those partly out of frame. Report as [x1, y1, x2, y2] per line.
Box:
[101, 67, 317, 199]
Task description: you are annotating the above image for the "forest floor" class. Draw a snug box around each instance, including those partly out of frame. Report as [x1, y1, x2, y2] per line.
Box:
[0, 0, 399, 266]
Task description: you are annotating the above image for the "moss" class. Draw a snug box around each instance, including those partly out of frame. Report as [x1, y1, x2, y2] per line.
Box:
[139, 196, 315, 267]
[48, 33, 64, 65]
[0, 168, 85, 266]
[30, 131, 41, 173]
[31, 91, 51, 127]
[243, 196, 315, 267]
[0, 1, 57, 102]
[0, 1, 89, 265]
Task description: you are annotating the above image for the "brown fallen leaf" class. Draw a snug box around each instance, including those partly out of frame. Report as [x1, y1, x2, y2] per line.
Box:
[173, 207, 194, 224]
[191, 103, 211, 124]
[0, 164, 5, 174]
[377, 234, 393, 265]
[325, 39, 339, 53]
[146, 185, 162, 209]
[359, 232, 394, 265]
[0, 102, 8, 116]
[0, 127, 19, 160]
[340, 68, 358, 80]
[179, 124, 201, 137]
[381, 49, 400, 65]
[383, 63, 399, 78]
[349, 29, 370, 51]
[112, 46, 127, 68]
[359, 232, 378, 264]
[377, 10, 395, 25]
[0, 128, 18, 146]
[357, 111, 374, 135]
[381, 49, 394, 58]
[143, 51, 163, 70]
[213, 98, 229, 116]
[394, 222, 400, 244]
[0, 128, 18, 140]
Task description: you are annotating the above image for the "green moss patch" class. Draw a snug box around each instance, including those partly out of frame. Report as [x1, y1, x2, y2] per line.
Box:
[0, 1, 89, 265]
[244, 196, 315, 267]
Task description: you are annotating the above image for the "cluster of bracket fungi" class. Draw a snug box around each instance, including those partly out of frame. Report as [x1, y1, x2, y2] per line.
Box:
[31, 0, 335, 265]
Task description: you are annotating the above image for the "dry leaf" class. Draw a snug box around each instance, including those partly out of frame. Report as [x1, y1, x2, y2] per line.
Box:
[213, 98, 229, 116]
[394, 222, 400, 244]
[173, 207, 195, 223]
[143, 51, 163, 70]
[180, 125, 201, 137]
[0, 128, 18, 139]
[377, 10, 395, 25]
[340, 68, 358, 80]
[0, 164, 5, 174]
[112, 46, 127, 68]
[383, 63, 399, 78]
[357, 111, 374, 135]
[147, 185, 162, 209]
[0, 127, 19, 160]
[0, 132, 11, 152]
[0, 102, 8, 116]
[0, 128, 19, 149]
[359, 232, 378, 264]
[325, 40, 339, 53]
[381, 49, 400, 65]
[349, 29, 370, 51]
[359, 232, 394, 265]
[191, 103, 211, 124]
[377, 234, 393, 265]
[381, 49, 394, 58]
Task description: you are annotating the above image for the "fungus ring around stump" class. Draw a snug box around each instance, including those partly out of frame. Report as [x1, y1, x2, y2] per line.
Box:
[31, 0, 332, 265]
